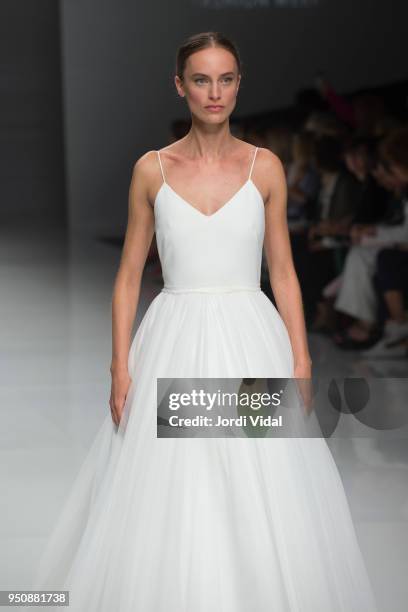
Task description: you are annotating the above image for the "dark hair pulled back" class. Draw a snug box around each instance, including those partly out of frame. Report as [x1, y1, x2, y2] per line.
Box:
[175, 31, 242, 81]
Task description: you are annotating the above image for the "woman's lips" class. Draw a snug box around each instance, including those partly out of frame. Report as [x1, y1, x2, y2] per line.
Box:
[205, 106, 224, 112]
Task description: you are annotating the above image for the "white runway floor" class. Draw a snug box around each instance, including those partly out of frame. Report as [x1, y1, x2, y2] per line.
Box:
[1, 226, 407, 611]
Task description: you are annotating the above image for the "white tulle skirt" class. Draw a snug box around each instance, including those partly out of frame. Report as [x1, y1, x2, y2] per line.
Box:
[27, 289, 378, 611]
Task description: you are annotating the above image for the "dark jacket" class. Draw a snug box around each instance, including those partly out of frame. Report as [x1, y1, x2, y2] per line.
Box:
[352, 175, 389, 225]
[310, 169, 362, 223]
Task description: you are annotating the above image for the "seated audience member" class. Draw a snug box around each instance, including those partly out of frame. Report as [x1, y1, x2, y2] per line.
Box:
[308, 135, 363, 237]
[291, 135, 362, 325]
[361, 126, 408, 356]
[316, 157, 405, 333]
[361, 246, 408, 357]
[313, 136, 390, 242]
[286, 131, 320, 221]
[333, 126, 408, 348]
[343, 136, 388, 225]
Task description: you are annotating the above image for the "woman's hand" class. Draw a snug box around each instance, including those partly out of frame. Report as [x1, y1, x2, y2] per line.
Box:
[109, 366, 132, 427]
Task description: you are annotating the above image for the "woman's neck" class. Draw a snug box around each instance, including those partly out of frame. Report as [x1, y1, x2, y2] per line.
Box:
[181, 123, 236, 159]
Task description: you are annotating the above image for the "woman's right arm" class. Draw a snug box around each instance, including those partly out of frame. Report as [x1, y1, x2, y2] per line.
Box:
[109, 152, 157, 426]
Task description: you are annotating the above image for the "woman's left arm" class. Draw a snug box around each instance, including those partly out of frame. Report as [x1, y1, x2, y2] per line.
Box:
[261, 149, 312, 377]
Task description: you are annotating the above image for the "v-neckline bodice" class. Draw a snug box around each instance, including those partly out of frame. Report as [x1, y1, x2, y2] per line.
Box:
[154, 145, 261, 219]
[154, 178, 263, 219]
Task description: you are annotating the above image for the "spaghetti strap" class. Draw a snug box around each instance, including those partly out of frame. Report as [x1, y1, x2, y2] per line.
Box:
[156, 150, 166, 184]
[248, 146, 259, 181]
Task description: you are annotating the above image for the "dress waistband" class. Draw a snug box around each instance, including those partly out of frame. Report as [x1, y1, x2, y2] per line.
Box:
[161, 285, 262, 294]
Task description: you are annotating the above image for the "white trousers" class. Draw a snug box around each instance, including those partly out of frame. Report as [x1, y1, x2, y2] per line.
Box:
[335, 245, 382, 323]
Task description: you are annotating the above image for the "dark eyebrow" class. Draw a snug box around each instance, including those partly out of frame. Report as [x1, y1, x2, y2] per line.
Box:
[191, 72, 235, 78]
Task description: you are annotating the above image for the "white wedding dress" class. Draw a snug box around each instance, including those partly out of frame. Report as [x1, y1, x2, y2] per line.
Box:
[26, 146, 378, 611]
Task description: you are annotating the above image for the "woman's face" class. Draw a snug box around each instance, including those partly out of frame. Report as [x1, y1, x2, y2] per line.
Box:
[175, 47, 240, 124]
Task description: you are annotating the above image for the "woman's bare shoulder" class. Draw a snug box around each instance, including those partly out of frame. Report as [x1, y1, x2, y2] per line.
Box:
[255, 147, 285, 174]
[131, 150, 161, 181]
[248, 147, 286, 208]
[126, 150, 164, 210]
[251, 146, 285, 186]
